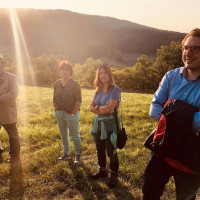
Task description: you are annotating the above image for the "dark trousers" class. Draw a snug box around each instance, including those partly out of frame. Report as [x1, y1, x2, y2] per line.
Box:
[142, 152, 200, 200]
[0, 123, 20, 157]
[94, 131, 119, 173]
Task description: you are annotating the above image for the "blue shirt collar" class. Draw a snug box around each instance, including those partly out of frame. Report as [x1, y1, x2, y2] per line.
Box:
[180, 67, 200, 81]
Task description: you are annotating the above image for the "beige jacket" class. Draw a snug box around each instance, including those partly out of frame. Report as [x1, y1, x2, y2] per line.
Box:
[0, 72, 19, 124]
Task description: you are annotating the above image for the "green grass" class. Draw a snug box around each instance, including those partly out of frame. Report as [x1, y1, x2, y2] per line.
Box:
[0, 86, 186, 199]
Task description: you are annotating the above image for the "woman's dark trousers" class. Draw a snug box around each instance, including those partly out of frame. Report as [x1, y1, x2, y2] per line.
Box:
[94, 131, 119, 173]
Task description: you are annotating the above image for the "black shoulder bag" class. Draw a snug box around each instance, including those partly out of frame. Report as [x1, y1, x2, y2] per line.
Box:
[114, 105, 127, 149]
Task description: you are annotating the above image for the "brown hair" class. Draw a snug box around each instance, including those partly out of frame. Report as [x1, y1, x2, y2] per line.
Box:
[58, 60, 73, 75]
[182, 28, 200, 45]
[94, 63, 114, 92]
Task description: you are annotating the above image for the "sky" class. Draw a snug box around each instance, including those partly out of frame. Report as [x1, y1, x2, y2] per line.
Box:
[0, 0, 199, 33]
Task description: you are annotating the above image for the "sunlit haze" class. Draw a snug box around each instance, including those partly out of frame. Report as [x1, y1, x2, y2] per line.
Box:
[0, 0, 199, 33]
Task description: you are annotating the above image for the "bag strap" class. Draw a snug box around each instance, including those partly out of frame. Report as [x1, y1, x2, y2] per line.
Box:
[109, 85, 123, 130]
[120, 102, 123, 127]
[114, 108, 120, 132]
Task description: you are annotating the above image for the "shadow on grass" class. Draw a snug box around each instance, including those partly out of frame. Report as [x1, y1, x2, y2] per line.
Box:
[111, 181, 140, 200]
[69, 163, 109, 200]
[69, 162, 137, 200]
[9, 159, 24, 200]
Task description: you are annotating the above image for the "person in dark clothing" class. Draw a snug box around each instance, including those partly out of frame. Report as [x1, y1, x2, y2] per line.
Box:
[142, 28, 200, 200]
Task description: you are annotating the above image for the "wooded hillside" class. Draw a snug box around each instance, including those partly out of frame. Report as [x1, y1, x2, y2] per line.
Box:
[0, 8, 185, 66]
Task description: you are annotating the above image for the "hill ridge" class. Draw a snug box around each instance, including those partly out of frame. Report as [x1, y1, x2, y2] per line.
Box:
[0, 8, 185, 66]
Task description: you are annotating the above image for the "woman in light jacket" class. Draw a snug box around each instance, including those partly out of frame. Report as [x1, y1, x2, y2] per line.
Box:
[0, 55, 20, 162]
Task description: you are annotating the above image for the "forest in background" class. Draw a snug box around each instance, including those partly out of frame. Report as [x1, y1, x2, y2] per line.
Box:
[4, 41, 183, 93]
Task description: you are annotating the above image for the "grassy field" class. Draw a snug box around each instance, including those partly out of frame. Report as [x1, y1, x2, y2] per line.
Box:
[0, 86, 189, 200]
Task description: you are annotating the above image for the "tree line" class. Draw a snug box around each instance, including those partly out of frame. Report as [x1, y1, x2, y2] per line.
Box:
[5, 41, 183, 93]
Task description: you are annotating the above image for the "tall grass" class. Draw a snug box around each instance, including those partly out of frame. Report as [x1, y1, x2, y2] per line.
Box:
[0, 86, 186, 199]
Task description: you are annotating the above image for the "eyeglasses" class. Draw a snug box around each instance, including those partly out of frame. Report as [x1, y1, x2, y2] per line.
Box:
[182, 46, 200, 54]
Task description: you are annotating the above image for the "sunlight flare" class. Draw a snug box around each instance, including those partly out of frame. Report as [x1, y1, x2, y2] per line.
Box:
[9, 8, 41, 129]
[9, 8, 37, 86]
[9, 8, 25, 85]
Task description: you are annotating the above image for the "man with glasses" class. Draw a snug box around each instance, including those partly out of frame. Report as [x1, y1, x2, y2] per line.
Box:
[0, 55, 20, 162]
[142, 28, 200, 200]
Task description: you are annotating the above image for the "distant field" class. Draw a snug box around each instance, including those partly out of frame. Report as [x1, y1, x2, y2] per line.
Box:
[0, 86, 186, 199]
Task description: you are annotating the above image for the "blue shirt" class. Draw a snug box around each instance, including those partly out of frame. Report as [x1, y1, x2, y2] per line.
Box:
[94, 84, 121, 114]
[94, 84, 121, 131]
[150, 67, 200, 132]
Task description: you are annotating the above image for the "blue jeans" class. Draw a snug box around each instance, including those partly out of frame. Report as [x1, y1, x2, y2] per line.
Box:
[55, 110, 82, 156]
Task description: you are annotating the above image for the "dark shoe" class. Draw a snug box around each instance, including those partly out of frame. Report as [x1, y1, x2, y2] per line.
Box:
[0, 147, 4, 155]
[74, 155, 82, 164]
[107, 173, 117, 188]
[91, 169, 108, 179]
[6, 156, 20, 163]
[57, 153, 71, 161]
